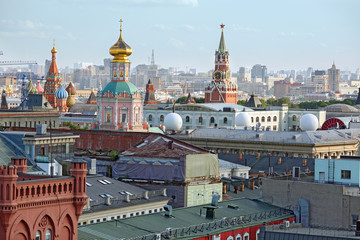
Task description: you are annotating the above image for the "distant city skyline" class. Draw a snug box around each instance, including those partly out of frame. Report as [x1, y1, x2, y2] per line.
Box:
[0, 0, 359, 72]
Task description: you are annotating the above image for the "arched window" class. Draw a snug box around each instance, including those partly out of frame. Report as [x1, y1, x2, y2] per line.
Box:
[243, 232, 249, 240]
[292, 115, 297, 121]
[273, 116, 277, 122]
[227, 236, 234, 240]
[235, 234, 242, 240]
[210, 117, 215, 123]
[256, 117, 259, 122]
[267, 116, 271, 122]
[256, 229, 261, 240]
[148, 115, 153, 122]
[160, 115, 164, 122]
[45, 229, 51, 240]
[251, 117, 254, 123]
[186, 116, 190, 123]
[199, 116, 203, 123]
[261, 116, 265, 122]
[224, 117, 228, 124]
[36, 231, 41, 240]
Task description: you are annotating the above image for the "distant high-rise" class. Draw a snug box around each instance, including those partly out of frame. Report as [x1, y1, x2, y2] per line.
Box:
[238, 67, 250, 82]
[328, 62, 340, 93]
[251, 64, 267, 83]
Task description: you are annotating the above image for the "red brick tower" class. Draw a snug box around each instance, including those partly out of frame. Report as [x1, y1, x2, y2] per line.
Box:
[205, 24, 238, 104]
[70, 159, 88, 218]
[0, 159, 87, 240]
[44, 43, 62, 108]
[144, 78, 157, 105]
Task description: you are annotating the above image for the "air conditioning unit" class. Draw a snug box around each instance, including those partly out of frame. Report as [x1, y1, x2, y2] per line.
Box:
[283, 220, 290, 228]
[156, 233, 161, 240]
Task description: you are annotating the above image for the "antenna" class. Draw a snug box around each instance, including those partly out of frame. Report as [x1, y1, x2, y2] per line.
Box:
[151, 49, 155, 65]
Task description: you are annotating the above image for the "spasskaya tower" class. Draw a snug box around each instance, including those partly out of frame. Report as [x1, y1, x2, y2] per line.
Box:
[205, 24, 238, 104]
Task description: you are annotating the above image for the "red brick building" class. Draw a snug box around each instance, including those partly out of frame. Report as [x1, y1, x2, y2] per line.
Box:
[0, 157, 87, 240]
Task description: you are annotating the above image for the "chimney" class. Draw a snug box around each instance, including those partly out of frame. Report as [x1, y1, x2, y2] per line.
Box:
[249, 180, 255, 190]
[144, 191, 149, 200]
[240, 183, 244, 192]
[11, 157, 27, 173]
[125, 194, 130, 203]
[168, 141, 174, 150]
[105, 196, 111, 206]
[89, 159, 97, 175]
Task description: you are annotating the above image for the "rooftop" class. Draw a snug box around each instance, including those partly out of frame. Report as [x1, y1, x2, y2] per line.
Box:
[78, 198, 294, 239]
[120, 134, 208, 159]
[84, 175, 168, 213]
[177, 128, 360, 145]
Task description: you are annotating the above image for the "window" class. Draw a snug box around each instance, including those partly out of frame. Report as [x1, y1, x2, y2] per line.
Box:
[35, 231, 41, 240]
[160, 115, 164, 122]
[256, 229, 260, 240]
[256, 117, 259, 122]
[210, 117, 215, 123]
[235, 234, 241, 240]
[186, 116, 190, 123]
[251, 117, 254, 123]
[261, 116, 265, 122]
[45, 229, 51, 240]
[224, 117, 228, 124]
[148, 115, 153, 121]
[352, 215, 359, 226]
[243, 232, 249, 240]
[227, 236, 234, 240]
[121, 114, 127, 123]
[106, 113, 111, 123]
[267, 116, 271, 122]
[199, 116, 203, 123]
[341, 170, 351, 179]
[273, 126, 277, 131]
[273, 116, 277, 122]
[114, 70, 117, 77]
[292, 115, 297, 121]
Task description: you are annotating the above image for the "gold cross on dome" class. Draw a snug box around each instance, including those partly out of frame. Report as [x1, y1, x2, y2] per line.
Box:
[119, 19, 123, 31]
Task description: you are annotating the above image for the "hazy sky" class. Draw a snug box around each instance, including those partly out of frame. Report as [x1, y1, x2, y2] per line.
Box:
[1, 0, 359, 72]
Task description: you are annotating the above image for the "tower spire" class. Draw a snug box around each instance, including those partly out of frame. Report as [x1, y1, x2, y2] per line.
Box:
[218, 24, 226, 52]
[151, 49, 155, 65]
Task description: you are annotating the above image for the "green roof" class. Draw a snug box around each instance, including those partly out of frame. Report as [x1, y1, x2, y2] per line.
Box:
[149, 127, 165, 134]
[78, 198, 294, 240]
[102, 81, 139, 96]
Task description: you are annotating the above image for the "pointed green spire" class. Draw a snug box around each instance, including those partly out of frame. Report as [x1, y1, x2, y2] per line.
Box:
[218, 24, 226, 53]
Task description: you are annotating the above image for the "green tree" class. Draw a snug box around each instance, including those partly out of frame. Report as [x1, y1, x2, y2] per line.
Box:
[109, 150, 119, 161]
[237, 100, 246, 106]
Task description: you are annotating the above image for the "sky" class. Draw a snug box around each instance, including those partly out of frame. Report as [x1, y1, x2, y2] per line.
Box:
[0, 0, 359, 73]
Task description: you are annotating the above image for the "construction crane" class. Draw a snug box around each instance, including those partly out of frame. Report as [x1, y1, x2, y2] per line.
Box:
[0, 60, 37, 66]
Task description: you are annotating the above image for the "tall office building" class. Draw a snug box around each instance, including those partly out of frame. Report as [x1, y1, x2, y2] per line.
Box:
[328, 62, 340, 93]
[251, 64, 267, 83]
[238, 67, 250, 82]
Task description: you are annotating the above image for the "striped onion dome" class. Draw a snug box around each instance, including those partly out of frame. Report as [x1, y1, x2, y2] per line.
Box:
[66, 81, 76, 95]
[55, 85, 68, 99]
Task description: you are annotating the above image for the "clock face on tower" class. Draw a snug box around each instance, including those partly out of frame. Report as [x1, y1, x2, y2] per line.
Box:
[213, 70, 222, 82]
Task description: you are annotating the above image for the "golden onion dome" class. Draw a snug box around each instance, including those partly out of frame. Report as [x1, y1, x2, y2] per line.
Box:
[109, 20, 132, 62]
[66, 95, 75, 108]
[51, 42, 57, 54]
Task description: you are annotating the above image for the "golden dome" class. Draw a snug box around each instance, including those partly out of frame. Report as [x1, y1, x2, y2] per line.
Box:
[109, 20, 132, 63]
[51, 42, 57, 54]
[66, 95, 75, 108]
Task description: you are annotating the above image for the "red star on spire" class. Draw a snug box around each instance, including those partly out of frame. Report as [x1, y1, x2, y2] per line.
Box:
[220, 23, 225, 29]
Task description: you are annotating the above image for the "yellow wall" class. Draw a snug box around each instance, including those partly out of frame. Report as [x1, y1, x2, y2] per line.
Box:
[186, 183, 223, 207]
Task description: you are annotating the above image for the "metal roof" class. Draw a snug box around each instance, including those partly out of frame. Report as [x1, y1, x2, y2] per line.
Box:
[78, 198, 294, 239]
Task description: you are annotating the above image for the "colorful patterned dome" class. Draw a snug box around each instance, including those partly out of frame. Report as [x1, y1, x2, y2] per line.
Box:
[36, 80, 44, 94]
[66, 95, 75, 107]
[66, 81, 76, 95]
[27, 81, 38, 94]
[55, 85, 68, 99]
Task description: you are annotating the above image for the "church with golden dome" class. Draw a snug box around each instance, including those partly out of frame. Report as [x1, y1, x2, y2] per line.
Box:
[97, 20, 149, 131]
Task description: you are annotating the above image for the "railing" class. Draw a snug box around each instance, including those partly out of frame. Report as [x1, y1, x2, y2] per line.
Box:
[16, 178, 75, 204]
[124, 208, 293, 240]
